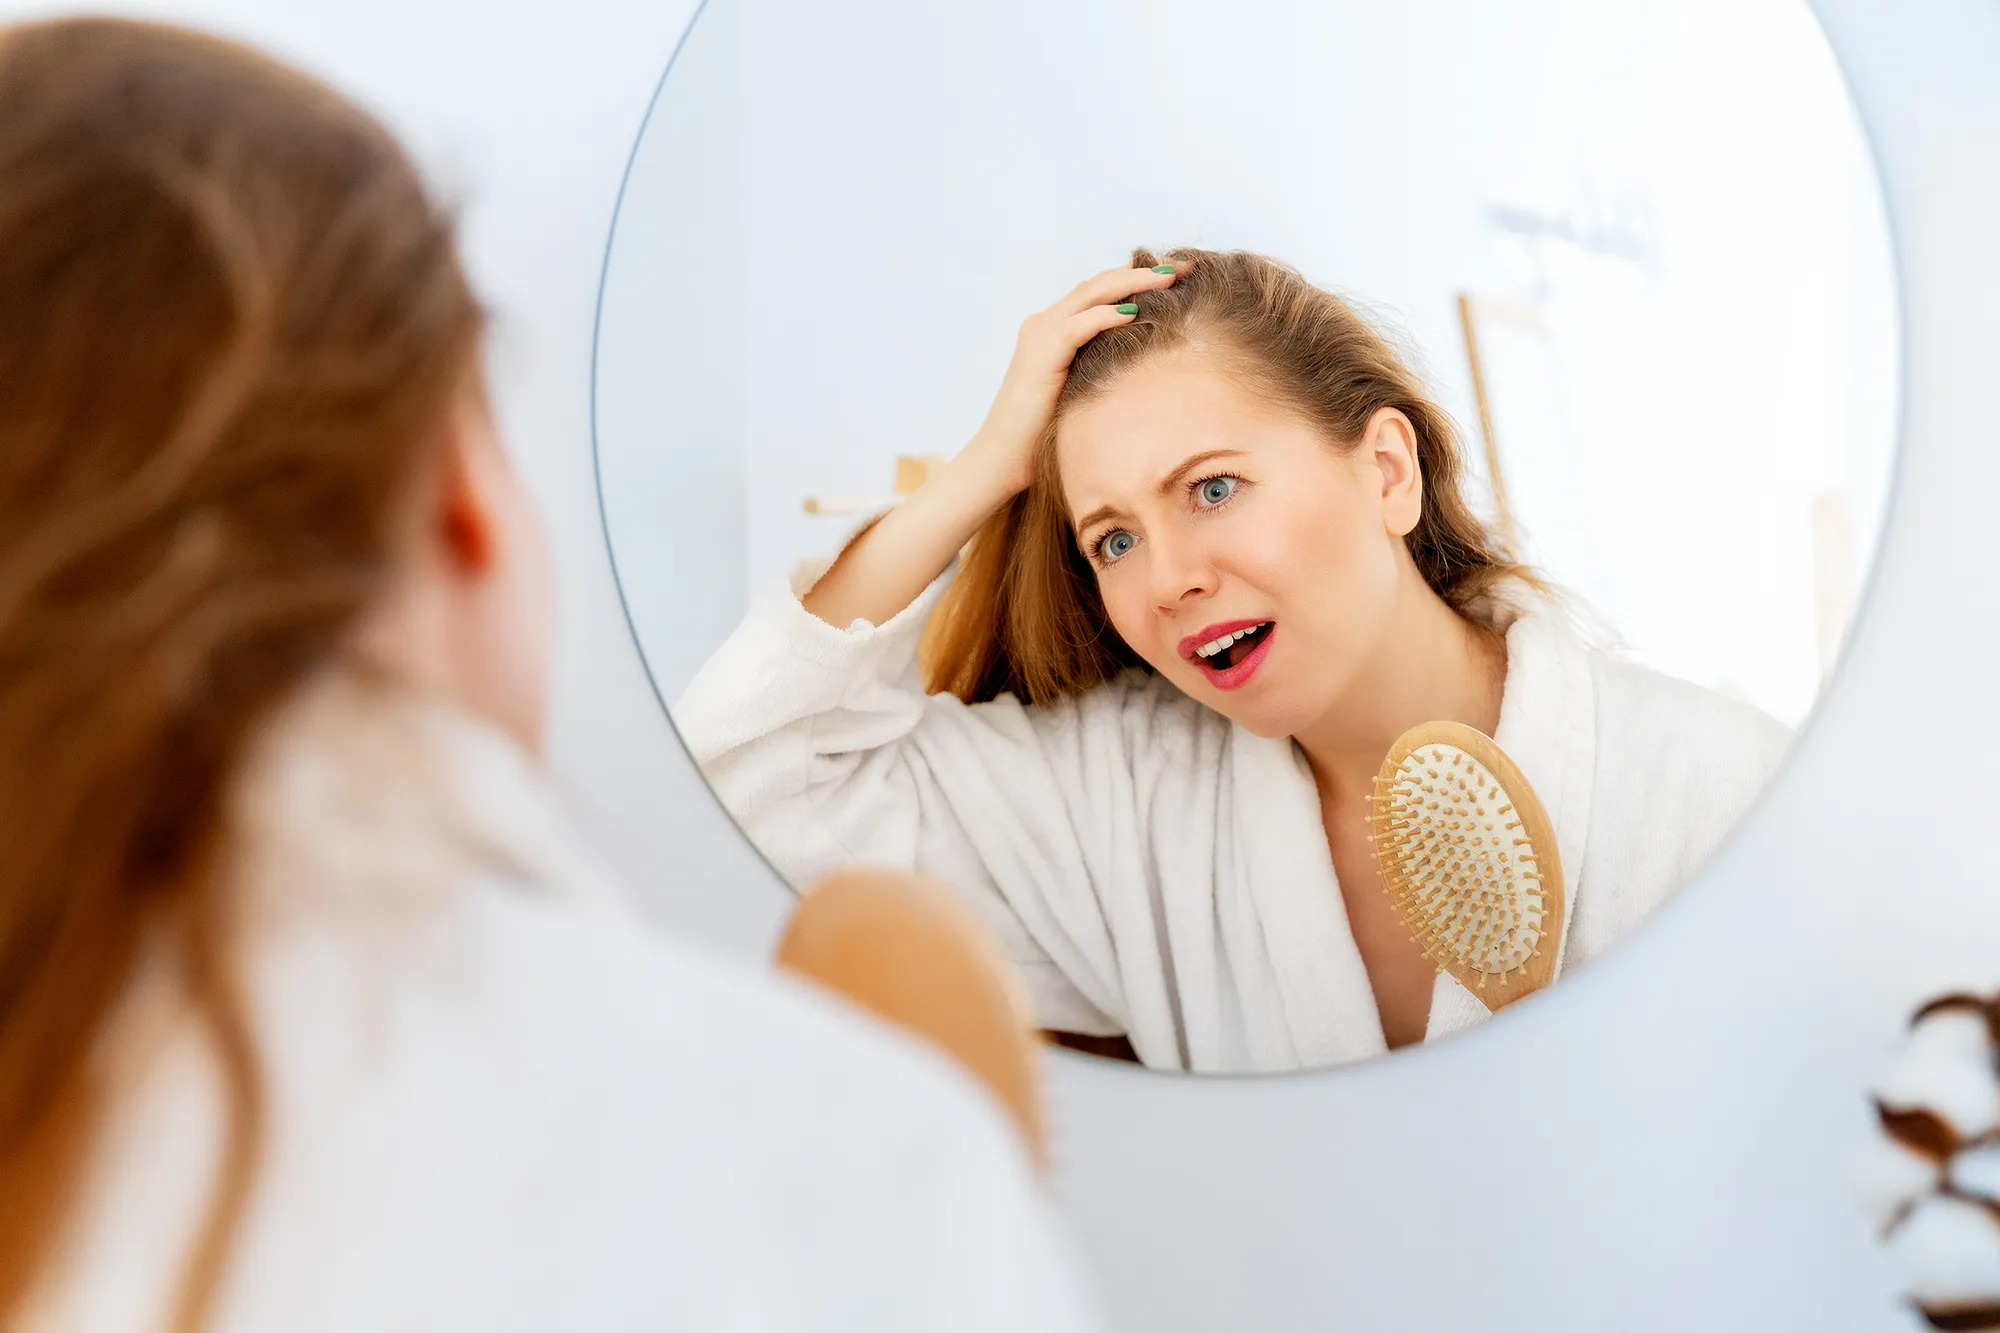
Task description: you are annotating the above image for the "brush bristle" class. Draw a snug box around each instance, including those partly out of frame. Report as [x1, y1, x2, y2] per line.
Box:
[1369, 744, 1544, 978]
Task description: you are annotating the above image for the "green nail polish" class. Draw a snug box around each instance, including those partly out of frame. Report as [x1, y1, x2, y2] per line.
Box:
[1151, 265, 1175, 274]
[1116, 302, 1138, 315]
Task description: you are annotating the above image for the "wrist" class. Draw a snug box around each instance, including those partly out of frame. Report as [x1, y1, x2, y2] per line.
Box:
[954, 433, 1034, 498]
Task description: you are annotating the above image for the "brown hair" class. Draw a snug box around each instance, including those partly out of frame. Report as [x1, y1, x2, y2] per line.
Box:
[921, 247, 1536, 705]
[0, 19, 481, 1327]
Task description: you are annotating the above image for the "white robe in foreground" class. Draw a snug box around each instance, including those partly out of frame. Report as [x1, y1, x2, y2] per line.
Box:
[36, 675, 1100, 1333]
[675, 575, 1792, 1073]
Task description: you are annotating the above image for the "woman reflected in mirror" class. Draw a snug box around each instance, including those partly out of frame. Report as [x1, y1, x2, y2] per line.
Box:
[679, 248, 1792, 1072]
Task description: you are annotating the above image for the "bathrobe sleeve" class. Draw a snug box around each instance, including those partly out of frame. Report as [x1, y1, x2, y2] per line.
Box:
[672, 574, 1188, 1038]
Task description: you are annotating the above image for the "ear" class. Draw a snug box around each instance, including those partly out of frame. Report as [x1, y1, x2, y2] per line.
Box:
[436, 416, 500, 576]
[1364, 407, 1424, 538]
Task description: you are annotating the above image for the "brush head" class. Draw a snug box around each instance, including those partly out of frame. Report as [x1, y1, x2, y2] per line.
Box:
[1367, 720, 1565, 1011]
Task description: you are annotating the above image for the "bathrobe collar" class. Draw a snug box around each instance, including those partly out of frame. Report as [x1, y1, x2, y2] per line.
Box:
[1229, 583, 1599, 1066]
[232, 669, 627, 928]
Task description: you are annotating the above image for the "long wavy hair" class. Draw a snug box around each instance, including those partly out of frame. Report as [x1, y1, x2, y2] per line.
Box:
[0, 19, 481, 1328]
[920, 247, 1537, 705]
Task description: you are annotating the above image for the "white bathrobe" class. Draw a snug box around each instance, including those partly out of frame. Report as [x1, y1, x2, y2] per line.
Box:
[675, 574, 1793, 1074]
[34, 675, 1099, 1333]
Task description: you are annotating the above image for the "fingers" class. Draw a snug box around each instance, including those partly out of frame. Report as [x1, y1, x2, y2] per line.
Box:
[1061, 301, 1143, 346]
[1026, 260, 1183, 353]
[1055, 259, 1180, 317]
[999, 258, 1181, 405]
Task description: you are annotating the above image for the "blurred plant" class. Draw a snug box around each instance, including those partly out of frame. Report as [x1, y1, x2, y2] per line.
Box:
[1864, 991, 2000, 1330]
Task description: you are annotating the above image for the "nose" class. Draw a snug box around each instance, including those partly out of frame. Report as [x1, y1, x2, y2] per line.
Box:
[1148, 529, 1216, 615]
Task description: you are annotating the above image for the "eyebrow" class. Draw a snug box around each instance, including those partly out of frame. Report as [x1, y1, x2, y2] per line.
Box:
[1072, 449, 1249, 536]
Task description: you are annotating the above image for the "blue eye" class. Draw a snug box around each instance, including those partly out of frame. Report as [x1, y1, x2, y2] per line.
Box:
[1101, 530, 1136, 561]
[1196, 475, 1239, 506]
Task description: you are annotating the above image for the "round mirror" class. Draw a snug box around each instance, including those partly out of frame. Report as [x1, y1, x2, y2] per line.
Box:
[594, 0, 1898, 1073]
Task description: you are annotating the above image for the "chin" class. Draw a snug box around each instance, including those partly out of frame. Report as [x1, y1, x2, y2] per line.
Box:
[1224, 704, 1310, 740]
[1164, 651, 1323, 739]
[1175, 681, 1306, 738]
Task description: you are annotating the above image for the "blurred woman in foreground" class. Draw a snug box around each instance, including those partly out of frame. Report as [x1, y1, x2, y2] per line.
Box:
[0, 18, 1093, 1332]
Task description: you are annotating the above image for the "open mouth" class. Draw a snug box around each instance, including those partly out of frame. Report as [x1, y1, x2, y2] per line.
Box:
[1187, 620, 1275, 690]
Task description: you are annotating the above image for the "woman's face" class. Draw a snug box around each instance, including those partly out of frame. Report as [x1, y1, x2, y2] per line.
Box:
[1056, 347, 1420, 738]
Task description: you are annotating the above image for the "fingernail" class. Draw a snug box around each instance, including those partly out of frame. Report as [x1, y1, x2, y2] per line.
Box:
[1151, 265, 1175, 274]
[1115, 303, 1138, 315]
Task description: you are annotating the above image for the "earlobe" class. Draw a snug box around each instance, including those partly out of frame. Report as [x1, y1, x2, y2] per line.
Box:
[438, 444, 498, 574]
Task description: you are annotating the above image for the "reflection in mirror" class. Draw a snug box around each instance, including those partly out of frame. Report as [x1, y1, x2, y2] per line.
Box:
[595, 0, 1898, 1072]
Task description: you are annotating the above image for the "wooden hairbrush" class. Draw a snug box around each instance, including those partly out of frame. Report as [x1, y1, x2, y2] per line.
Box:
[776, 868, 1048, 1170]
[1367, 720, 1565, 1011]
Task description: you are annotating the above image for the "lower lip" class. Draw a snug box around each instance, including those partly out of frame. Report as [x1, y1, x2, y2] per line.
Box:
[1195, 626, 1275, 691]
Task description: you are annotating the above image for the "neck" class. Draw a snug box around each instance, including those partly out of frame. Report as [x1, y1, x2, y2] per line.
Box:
[344, 565, 543, 758]
[1292, 567, 1507, 806]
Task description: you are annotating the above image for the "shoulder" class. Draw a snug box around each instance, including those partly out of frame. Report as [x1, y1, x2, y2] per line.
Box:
[550, 901, 1010, 1124]
[466, 886, 1039, 1182]
[1555, 651, 1798, 959]
[1578, 650, 1795, 874]
[236, 883, 1095, 1329]
[1587, 650, 1794, 772]
[484, 894, 1094, 1323]
[155, 679, 1093, 1326]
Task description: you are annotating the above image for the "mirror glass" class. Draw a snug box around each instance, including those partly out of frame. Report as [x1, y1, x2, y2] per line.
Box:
[595, 0, 1898, 1072]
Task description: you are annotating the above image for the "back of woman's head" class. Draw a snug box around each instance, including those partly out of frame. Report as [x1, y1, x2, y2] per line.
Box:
[921, 247, 1530, 704]
[0, 18, 480, 1325]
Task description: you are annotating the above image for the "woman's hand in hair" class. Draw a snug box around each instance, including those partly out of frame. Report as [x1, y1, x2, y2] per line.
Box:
[964, 263, 1180, 494]
[799, 262, 1176, 631]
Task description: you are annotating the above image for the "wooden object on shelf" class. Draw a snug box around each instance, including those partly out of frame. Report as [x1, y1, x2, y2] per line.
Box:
[802, 493, 897, 515]
[794, 454, 950, 593]
[800, 452, 947, 515]
[1455, 290, 1555, 554]
[895, 453, 943, 496]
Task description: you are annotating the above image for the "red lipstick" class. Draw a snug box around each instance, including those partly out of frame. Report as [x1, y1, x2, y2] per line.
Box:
[1179, 618, 1277, 692]
[1178, 618, 1271, 662]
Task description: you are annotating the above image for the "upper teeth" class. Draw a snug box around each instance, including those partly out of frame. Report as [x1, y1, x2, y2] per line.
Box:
[1196, 623, 1267, 659]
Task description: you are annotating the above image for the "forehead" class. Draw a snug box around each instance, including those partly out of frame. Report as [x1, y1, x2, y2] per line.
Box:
[1054, 348, 1320, 513]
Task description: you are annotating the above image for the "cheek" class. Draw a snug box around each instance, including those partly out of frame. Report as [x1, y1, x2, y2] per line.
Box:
[1232, 471, 1403, 651]
[1093, 567, 1156, 663]
[1226, 480, 1373, 592]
